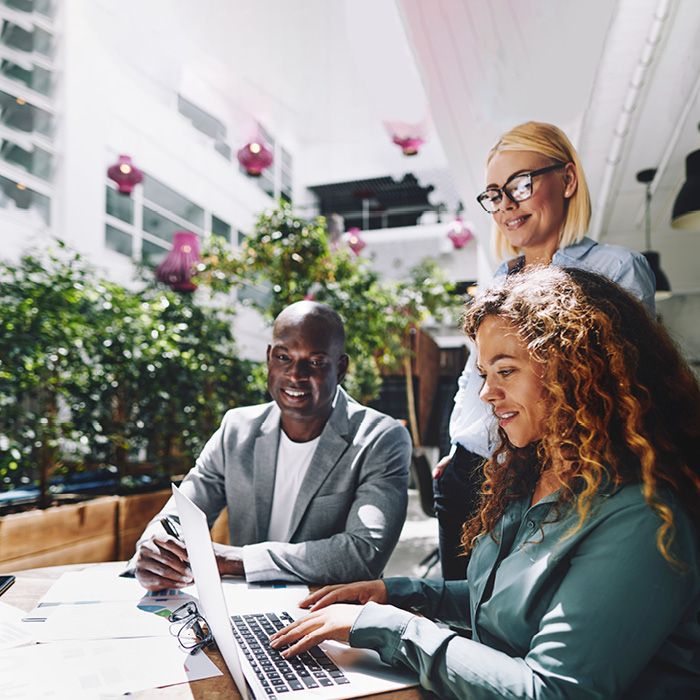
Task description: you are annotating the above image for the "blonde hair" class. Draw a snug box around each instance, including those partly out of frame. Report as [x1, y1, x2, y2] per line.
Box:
[488, 122, 592, 260]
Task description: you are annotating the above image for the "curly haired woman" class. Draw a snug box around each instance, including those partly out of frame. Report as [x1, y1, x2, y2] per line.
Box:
[270, 267, 700, 700]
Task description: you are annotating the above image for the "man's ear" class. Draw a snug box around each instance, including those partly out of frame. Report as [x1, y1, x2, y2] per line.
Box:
[337, 354, 349, 383]
[266, 345, 272, 363]
[563, 162, 578, 199]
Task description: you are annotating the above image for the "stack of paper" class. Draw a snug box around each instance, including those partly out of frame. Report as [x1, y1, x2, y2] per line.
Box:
[3, 564, 222, 697]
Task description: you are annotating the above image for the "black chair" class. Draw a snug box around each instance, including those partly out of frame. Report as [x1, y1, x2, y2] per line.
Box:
[410, 448, 440, 577]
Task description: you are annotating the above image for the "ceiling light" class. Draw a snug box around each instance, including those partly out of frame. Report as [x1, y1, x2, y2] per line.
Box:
[637, 168, 671, 301]
[671, 148, 700, 230]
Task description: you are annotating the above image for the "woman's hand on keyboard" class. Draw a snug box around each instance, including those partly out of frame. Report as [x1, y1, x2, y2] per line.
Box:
[268, 604, 362, 658]
[298, 580, 388, 611]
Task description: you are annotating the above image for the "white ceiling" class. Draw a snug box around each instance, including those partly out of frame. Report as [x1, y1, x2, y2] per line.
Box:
[106, 0, 700, 293]
[398, 0, 700, 293]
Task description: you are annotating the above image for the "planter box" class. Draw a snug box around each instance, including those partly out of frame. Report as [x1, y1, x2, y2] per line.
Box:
[117, 489, 230, 560]
[0, 488, 232, 573]
[0, 496, 119, 573]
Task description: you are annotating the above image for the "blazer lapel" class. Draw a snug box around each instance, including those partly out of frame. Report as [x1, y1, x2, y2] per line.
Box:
[286, 389, 350, 539]
[253, 405, 281, 542]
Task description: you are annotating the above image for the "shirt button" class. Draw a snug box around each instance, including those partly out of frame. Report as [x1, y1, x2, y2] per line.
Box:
[527, 520, 535, 529]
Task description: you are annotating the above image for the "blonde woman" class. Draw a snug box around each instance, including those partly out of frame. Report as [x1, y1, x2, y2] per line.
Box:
[434, 121, 656, 579]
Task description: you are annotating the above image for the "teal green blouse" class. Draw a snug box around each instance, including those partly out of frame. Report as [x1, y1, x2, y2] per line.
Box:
[350, 484, 699, 699]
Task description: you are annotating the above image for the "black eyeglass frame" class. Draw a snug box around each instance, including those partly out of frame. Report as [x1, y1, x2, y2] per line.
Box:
[476, 162, 566, 213]
[168, 601, 214, 655]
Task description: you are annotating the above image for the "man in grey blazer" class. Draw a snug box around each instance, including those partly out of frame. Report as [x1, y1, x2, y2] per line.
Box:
[131, 301, 411, 589]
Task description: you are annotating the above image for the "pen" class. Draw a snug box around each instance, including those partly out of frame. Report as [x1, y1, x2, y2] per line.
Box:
[160, 516, 183, 541]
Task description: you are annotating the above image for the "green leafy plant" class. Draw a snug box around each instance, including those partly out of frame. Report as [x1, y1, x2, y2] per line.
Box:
[0, 242, 263, 505]
[197, 201, 461, 427]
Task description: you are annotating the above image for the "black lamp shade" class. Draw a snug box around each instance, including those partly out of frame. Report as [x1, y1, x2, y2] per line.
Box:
[642, 250, 671, 300]
[671, 149, 700, 229]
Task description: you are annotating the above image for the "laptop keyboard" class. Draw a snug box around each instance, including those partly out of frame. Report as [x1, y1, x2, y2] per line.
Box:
[231, 612, 350, 697]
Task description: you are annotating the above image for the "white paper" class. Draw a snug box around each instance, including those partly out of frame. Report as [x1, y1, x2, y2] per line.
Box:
[0, 601, 35, 650]
[25, 597, 197, 641]
[35, 563, 177, 604]
[0, 636, 222, 698]
[221, 580, 310, 617]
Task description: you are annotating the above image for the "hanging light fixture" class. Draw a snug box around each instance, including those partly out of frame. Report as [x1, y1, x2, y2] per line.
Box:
[237, 140, 273, 176]
[637, 168, 672, 301]
[155, 231, 201, 293]
[446, 216, 474, 249]
[671, 147, 700, 230]
[107, 155, 143, 195]
[345, 227, 366, 255]
[383, 119, 427, 156]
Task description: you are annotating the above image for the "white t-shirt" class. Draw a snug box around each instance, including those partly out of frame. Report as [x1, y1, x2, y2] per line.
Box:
[265, 431, 321, 541]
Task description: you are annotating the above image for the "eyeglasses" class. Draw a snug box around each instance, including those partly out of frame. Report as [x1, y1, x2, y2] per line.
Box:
[476, 162, 566, 213]
[168, 601, 214, 654]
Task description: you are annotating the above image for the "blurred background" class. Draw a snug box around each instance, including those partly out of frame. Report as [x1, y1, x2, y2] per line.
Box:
[1, 0, 699, 532]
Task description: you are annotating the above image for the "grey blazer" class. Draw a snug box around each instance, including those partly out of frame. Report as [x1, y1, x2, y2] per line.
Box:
[139, 388, 411, 584]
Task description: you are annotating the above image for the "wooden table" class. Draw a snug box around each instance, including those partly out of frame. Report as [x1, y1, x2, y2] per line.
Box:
[6, 563, 426, 700]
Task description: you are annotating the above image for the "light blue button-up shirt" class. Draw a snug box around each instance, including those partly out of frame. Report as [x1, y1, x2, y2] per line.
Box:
[449, 238, 656, 457]
[350, 484, 699, 699]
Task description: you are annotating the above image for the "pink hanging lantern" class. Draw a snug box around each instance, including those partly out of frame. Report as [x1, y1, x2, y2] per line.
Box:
[107, 154, 143, 194]
[237, 141, 274, 176]
[384, 119, 427, 156]
[346, 227, 366, 255]
[447, 217, 475, 249]
[155, 231, 201, 292]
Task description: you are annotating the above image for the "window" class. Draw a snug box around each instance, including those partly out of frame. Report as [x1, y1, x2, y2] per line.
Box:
[1, 138, 52, 180]
[0, 1, 56, 230]
[0, 58, 53, 96]
[280, 146, 293, 203]
[0, 89, 54, 136]
[143, 174, 204, 228]
[143, 206, 182, 245]
[211, 214, 231, 242]
[0, 19, 53, 57]
[105, 223, 132, 257]
[0, 172, 49, 223]
[2, 0, 54, 17]
[105, 185, 133, 224]
[105, 173, 235, 269]
[177, 94, 231, 161]
[141, 237, 167, 266]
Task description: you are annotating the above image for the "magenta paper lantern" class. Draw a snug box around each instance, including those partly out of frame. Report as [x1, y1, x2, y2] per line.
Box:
[384, 119, 427, 156]
[447, 217, 474, 249]
[392, 135, 425, 156]
[156, 231, 201, 292]
[346, 227, 366, 256]
[107, 155, 143, 194]
[237, 141, 273, 176]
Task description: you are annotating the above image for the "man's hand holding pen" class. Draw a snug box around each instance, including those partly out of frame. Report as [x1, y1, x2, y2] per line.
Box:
[133, 517, 193, 590]
[133, 516, 246, 590]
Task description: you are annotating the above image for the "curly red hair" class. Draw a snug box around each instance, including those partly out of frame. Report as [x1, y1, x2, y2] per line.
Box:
[461, 267, 700, 565]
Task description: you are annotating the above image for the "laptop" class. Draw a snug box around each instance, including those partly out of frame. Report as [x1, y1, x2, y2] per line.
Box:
[172, 484, 419, 700]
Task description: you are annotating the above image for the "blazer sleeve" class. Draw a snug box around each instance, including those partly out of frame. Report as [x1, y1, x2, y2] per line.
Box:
[241, 421, 411, 584]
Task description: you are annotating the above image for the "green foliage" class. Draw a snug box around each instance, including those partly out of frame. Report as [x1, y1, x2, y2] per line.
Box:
[0, 203, 460, 500]
[0, 243, 263, 500]
[197, 201, 461, 403]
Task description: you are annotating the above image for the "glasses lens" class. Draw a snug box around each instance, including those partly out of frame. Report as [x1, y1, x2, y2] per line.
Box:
[506, 174, 532, 202]
[179, 615, 211, 649]
[477, 189, 501, 213]
[169, 601, 197, 623]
